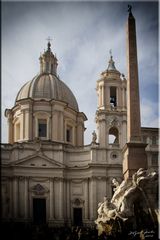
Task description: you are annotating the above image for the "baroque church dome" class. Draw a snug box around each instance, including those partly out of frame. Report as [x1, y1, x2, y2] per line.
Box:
[5, 41, 87, 146]
[15, 73, 79, 111]
[15, 42, 79, 112]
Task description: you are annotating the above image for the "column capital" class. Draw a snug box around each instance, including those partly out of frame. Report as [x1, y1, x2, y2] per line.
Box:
[54, 177, 64, 181]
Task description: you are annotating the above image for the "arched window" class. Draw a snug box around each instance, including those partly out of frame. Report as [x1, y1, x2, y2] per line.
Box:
[109, 127, 119, 144]
[110, 87, 117, 107]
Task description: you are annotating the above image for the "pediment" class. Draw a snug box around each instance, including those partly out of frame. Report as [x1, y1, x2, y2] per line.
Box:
[10, 153, 65, 168]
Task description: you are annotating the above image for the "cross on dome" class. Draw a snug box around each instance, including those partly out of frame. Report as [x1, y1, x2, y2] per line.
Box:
[46, 36, 52, 42]
[109, 49, 112, 57]
[46, 36, 53, 51]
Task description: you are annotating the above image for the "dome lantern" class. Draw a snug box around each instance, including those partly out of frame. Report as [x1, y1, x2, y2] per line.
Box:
[39, 40, 58, 75]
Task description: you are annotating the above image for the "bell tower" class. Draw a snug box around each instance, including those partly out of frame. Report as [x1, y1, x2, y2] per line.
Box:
[95, 53, 127, 154]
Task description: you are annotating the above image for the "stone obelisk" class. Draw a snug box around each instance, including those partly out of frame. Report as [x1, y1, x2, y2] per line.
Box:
[122, 6, 147, 179]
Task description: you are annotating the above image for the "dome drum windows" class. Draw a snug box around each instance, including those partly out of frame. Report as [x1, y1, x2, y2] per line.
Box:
[65, 118, 76, 145]
[34, 112, 51, 140]
[66, 125, 73, 144]
[38, 119, 47, 138]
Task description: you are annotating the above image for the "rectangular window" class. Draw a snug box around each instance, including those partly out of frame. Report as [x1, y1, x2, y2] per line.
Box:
[66, 126, 72, 143]
[110, 87, 117, 107]
[38, 119, 47, 137]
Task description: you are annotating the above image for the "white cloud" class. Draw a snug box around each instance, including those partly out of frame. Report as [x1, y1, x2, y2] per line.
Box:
[141, 100, 159, 128]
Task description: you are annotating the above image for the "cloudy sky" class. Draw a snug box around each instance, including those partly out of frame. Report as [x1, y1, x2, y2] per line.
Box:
[2, 1, 159, 144]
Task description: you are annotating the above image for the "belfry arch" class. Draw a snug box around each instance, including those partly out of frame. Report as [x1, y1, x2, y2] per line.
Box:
[108, 127, 119, 144]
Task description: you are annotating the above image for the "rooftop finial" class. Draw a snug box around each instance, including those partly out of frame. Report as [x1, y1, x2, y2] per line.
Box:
[46, 36, 52, 51]
[128, 5, 133, 16]
[107, 49, 117, 71]
[109, 49, 113, 60]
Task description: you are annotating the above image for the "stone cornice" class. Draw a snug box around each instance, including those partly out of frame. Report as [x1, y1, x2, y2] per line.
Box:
[88, 163, 122, 169]
[122, 142, 148, 153]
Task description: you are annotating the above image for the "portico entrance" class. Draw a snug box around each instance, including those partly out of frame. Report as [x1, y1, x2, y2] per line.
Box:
[73, 208, 82, 226]
[33, 198, 46, 224]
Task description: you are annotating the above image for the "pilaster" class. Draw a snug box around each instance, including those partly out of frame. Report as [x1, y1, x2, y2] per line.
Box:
[84, 178, 89, 220]
[13, 176, 18, 218]
[59, 178, 64, 219]
[49, 178, 54, 219]
[89, 177, 97, 220]
[24, 177, 29, 219]
[66, 179, 71, 221]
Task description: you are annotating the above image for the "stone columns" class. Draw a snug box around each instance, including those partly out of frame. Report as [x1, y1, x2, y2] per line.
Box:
[13, 177, 18, 218]
[24, 177, 29, 219]
[99, 86, 102, 107]
[5, 109, 13, 144]
[59, 179, 64, 219]
[49, 178, 54, 219]
[25, 110, 29, 140]
[47, 117, 51, 140]
[122, 87, 126, 109]
[66, 179, 71, 220]
[106, 86, 110, 110]
[35, 118, 38, 138]
[101, 83, 105, 108]
[76, 122, 83, 146]
[116, 87, 119, 108]
[29, 106, 33, 140]
[22, 110, 25, 139]
[59, 112, 64, 142]
[96, 111, 106, 147]
[8, 116, 13, 144]
[89, 177, 97, 220]
[9, 177, 13, 218]
[84, 178, 89, 220]
[119, 87, 123, 109]
[51, 112, 58, 141]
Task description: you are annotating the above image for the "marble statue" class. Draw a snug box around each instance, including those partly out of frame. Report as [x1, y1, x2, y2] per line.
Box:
[111, 178, 120, 192]
[92, 130, 97, 143]
[95, 168, 158, 225]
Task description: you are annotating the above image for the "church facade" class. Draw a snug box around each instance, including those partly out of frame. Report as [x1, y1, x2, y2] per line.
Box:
[1, 21, 158, 226]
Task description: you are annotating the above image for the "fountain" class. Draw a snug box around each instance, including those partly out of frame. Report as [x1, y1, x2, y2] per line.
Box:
[95, 168, 159, 239]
